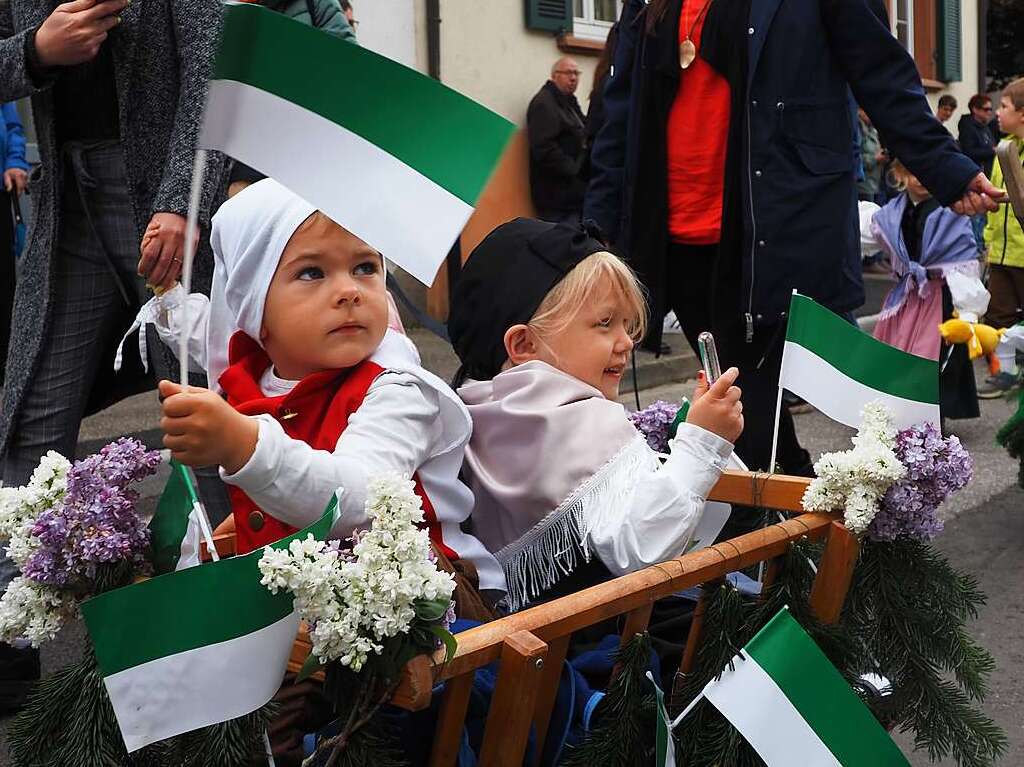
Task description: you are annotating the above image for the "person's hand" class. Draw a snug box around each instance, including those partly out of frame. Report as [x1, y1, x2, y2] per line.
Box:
[34, 0, 128, 68]
[3, 168, 28, 194]
[159, 380, 258, 473]
[951, 172, 1006, 216]
[686, 367, 744, 444]
[138, 212, 197, 292]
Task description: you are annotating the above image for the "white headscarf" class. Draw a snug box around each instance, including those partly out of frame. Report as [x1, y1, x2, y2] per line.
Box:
[206, 178, 317, 391]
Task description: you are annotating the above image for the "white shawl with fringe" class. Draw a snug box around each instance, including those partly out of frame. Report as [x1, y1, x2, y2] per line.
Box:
[459, 361, 732, 612]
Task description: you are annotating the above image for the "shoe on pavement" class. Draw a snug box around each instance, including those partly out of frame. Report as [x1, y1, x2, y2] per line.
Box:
[977, 372, 1019, 400]
[0, 642, 40, 715]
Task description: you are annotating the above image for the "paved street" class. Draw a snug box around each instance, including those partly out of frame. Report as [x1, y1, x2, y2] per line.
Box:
[0, 359, 1020, 765]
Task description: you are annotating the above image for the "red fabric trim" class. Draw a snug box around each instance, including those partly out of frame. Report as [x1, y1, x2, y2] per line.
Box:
[219, 336, 457, 559]
[666, 0, 731, 245]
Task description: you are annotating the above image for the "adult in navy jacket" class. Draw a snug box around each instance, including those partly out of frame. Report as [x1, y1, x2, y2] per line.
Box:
[1, 101, 29, 388]
[584, 0, 1000, 477]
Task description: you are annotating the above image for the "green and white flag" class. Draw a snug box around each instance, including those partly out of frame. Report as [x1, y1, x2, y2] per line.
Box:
[780, 293, 940, 430]
[694, 608, 909, 766]
[200, 2, 515, 285]
[149, 459, 206, 573]
[82, 499, 337, 752]
[647, 672, 677, 767]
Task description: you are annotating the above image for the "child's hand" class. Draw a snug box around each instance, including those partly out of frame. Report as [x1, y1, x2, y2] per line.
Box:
[159, 380, 258, 474]
[686, 367, 744, 443]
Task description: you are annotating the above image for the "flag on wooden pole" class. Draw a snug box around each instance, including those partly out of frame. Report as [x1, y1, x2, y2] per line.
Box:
[198, 2, 515, 285]
[82, 499, 337, 752]
[681, 608, 909, 766]
[779, 293, 940, 430]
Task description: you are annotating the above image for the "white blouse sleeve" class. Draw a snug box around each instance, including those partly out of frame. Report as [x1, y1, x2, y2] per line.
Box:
[586, 422, 733, 577]
[221, 372, 442, 538]
[114, 284, 211, 374]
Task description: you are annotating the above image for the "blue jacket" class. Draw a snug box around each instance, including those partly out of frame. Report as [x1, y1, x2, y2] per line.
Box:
[584, 0, 979, 330]
[1, 102, 28, 174]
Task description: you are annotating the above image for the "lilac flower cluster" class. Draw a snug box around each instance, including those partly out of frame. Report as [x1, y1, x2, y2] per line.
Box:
[868, 423, 973, 542]
[23, 438, 161, 587]
[628, 400, 680, 453]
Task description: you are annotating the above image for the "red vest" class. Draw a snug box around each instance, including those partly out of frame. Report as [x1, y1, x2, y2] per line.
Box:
[219, 334, 456, 557]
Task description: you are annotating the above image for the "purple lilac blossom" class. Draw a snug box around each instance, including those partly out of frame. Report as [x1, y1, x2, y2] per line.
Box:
[24, 438, 160, 587]
[628, 400, 680, 453]
[868, 423, 972, 542]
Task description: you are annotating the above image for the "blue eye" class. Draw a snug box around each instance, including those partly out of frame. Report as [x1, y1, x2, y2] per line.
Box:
[354, 260, 380, 276]
[297, 266, 324, 281]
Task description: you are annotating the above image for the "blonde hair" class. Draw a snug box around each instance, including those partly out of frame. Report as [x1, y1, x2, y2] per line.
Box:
[527, 251, 648, 342]
[1003, 78, 1024, 112]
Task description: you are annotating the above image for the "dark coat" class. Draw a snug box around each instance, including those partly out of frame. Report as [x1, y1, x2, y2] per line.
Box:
[957, 113, 995, 176]
[0, 0, 226, 459]
[527, 80, 587, 216]
[585, 0, 979, 336]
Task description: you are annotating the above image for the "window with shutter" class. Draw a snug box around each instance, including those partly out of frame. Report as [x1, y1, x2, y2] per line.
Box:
[936, 0, 962, 82]
[525, 0, 573, 33]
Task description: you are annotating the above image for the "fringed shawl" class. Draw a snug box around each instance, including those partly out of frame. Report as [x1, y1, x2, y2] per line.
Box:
[458, 361, 656, 612]
[872, 193, 979, 321]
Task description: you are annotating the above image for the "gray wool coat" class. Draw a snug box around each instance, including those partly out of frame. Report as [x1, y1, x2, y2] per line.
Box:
[0, 0, 227, 459]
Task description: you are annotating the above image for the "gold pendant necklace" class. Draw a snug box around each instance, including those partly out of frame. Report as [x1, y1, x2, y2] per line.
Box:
[679, 0, 714, 70]
[679, 38, 697, 69]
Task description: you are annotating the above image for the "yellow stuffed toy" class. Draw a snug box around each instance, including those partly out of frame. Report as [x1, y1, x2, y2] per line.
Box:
[938, 317, 1004, 360]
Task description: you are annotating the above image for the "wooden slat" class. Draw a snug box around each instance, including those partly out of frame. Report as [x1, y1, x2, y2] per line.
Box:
[707, 470, 810, 513]
[678, 579, 721, 676]
[427, 513, 834, 682]
[809, 521, 861, 625]
[531, 634, 571, 766]
[429, 673, 475, 767]
[478, 631, 549, 767]
[199, 531, 237, 561]
[391, 654, 435, 711]
[618, 603, 654, 646]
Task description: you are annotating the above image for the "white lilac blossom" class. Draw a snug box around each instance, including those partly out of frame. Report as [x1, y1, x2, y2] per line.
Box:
[259, 474, 456, 672]
[0, 577, 77, 646]
[802, 402, 906, 534]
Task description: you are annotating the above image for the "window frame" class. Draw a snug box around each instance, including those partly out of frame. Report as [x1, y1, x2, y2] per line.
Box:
[572, 0, 622, 41]
[891, 0, 915, 56]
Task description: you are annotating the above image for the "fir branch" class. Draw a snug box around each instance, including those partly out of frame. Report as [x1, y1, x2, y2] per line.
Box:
[562, 632, 658, 767]
[8, 652, 131, 767]
[844, 540, 1007, 767]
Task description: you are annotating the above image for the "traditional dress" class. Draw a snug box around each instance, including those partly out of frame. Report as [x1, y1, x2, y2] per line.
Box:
[448, 218, 732, 611]
[121, 179, 505, 595]
[868, 193, 985, 420]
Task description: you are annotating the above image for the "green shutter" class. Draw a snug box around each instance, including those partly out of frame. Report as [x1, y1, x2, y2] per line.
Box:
[936, 0, 962, 82]
[525, 0, 572, 33]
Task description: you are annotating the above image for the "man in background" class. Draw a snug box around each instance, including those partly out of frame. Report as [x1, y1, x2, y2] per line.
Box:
[527, 57, 587, 223]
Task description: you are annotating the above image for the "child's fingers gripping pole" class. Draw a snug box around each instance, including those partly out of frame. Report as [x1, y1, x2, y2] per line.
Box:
[179, 149, 207, 387]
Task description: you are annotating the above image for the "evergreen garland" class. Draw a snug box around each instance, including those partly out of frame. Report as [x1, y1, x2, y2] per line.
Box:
[663, 539, 1005, 767]
[7, 645, 278, 767]
[843, 540, 1007, 767]
[561, 632, 657, 767]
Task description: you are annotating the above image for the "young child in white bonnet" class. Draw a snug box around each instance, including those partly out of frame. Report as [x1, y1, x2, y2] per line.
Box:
[127, 178, 505, 604]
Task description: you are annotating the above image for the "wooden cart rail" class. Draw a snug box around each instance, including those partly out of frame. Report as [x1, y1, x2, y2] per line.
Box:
[271, 471, 856, 767]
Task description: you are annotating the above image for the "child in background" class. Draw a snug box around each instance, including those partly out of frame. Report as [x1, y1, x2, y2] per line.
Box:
[980, 77, 1024, 397]
[447, 219, 742, 612]
[867, 160, 986, 422]
[124, 178, 505, 605]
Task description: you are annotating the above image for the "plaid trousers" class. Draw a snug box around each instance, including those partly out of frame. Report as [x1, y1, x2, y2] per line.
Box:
[1, 141, 147, 587]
